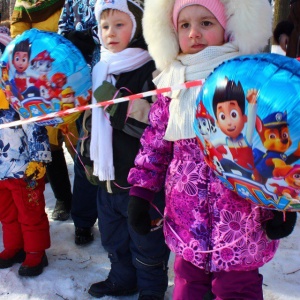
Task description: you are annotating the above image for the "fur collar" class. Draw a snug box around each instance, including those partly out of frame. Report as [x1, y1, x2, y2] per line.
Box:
[143, 0, 273, 70]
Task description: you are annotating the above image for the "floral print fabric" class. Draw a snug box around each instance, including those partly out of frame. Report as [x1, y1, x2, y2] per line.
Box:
[128, 94, 279, 272]
[0, 106, 51, 179]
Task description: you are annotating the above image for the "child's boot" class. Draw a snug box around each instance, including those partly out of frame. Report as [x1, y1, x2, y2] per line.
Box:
[0, 249, 25, 268]
[18, 251, 48, 277]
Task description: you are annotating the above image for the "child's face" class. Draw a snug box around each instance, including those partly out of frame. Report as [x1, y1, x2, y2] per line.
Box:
[100, 10, 133, 53]
[13, 51, 29, 72]
[177, 5, 225, 55]
[216, 100, 247, 139]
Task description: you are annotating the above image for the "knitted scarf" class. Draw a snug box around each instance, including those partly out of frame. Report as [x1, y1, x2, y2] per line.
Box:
[90, 47, 152, 181]
[153, 43, 240, 141]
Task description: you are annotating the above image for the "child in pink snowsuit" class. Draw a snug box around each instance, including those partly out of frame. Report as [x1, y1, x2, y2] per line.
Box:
[128, 0, 297, 299]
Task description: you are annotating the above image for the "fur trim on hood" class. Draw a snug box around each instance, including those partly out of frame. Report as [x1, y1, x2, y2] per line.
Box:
[143, 0, 273, 70]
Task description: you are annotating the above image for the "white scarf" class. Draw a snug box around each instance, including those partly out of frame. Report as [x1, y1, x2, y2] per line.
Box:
[90, 47, 152, 181]
[153, 43, 240, 141]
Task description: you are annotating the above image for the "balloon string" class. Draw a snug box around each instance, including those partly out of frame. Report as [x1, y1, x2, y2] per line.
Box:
[63, 131, 92, 177]
[103, 86, 133, 123]
[149, 200, 259, 254]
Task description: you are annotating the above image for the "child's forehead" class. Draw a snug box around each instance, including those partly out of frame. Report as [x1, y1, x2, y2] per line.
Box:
[100, 8, 128, 19]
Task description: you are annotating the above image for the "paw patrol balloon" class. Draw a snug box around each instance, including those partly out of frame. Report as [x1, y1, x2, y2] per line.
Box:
[0, 28, 92, 127]
[194, 53, 300, 211]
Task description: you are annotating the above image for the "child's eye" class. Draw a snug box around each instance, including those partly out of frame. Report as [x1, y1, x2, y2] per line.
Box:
[102, 25, 109, 30]
[180, 23, 190, 29]
[201, 21, 213, 27]
[219, 112, 226, 121]
[116, 23, 124, 27]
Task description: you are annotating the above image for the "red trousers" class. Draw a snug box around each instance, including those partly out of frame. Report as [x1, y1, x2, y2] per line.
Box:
[173, 255, 264, 300]
[0, 178, 50, 252]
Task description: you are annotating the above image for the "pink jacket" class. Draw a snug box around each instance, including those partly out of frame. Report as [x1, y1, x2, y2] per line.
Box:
[128, 94, 279, 272]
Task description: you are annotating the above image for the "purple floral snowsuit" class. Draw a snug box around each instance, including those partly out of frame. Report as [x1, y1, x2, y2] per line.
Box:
[128, 94, 279, 273]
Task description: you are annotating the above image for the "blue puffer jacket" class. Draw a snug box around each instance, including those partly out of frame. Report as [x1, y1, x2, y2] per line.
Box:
[0, 106, 51, 180]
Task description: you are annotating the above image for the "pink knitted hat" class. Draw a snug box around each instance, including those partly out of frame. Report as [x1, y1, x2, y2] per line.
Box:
[172, 0, 227, 30]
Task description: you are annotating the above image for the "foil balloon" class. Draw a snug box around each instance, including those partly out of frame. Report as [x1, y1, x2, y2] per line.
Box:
[0, 28, 92, 127]
[194, 53, 300, 211]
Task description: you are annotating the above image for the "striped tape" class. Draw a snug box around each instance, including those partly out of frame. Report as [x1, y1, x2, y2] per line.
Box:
[0, 79, 204, 129]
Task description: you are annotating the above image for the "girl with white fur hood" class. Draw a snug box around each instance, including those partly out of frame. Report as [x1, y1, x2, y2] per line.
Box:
[127, 0, 295, 299]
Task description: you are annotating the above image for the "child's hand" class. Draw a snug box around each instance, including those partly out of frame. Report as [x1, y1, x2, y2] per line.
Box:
[93, 81, 122, 117]
[24, 161, 46, 181]
[128, 196, 151, 235]
[265, 210, 297, 240]
[246, 89, 258, 104]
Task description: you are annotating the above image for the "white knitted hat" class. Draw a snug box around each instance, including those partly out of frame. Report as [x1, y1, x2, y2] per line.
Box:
[94, 0, 144, 44]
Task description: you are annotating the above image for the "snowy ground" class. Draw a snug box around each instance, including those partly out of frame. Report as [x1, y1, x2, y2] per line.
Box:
[1, 46, 300, 300]
[0, 147, 300, 300]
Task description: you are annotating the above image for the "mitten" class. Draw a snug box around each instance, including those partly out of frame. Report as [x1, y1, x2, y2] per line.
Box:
[265, 210, 297, 240]
[63, 28, 96, 63]
[93, 81, 122, 116]
[24, 161, 46, 181]
[128, 196, 151, 235]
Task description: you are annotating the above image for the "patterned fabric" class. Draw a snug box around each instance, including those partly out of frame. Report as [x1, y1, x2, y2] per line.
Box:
[11, 0, 65, 24]
[0, 106, 51, 180]
[58, 0, 100, 66]
[58, 0, 97, 33]
[128, 93, 279, 273]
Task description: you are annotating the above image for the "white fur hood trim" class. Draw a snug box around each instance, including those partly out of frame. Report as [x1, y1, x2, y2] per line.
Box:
[143, 0, 273, 71]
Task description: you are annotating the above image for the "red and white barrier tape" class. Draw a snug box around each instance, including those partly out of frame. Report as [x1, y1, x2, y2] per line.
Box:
[0, 80, 204, 129]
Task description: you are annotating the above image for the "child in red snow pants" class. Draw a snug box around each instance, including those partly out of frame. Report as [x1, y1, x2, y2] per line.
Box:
[0, 178, 50, 257]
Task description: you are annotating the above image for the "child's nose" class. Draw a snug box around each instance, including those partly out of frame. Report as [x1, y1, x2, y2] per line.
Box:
[189, 26, 201, 38]
[108, 27, 115, 37]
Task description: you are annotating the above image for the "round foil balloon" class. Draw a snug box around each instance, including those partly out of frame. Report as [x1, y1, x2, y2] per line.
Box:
[194, 53, 300, 211]
[0, 28, 91, 127]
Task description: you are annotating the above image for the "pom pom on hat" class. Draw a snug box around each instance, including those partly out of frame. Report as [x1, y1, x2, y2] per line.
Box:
[95, 0, 144, 44]
[172, 0, 227, 30]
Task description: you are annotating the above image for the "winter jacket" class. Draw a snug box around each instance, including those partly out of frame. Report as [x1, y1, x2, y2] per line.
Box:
[97, 60, 156, 194]
[11, 0, 65, 24]
[128, 93, 279, 273]
[274, 0, 300, 58]
[0, 106, 51, 180]
[58, 0, 99, 165]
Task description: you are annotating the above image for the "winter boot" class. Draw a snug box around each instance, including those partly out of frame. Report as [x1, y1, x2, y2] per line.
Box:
[75, 227, 94, 245]
[46, 148, 72, 221]
[0, 249, 25, 269]
[18, 251, 48, 277]
[88, 278, 138, 298]
[52, 200, 70, 221]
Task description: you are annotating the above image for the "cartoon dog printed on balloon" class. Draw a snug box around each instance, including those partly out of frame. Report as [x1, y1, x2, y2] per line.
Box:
[252, 111, 300, 184]
[269, 158, 300, 203]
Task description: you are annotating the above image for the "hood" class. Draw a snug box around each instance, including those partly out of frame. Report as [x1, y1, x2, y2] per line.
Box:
[143, 0, 273, 70]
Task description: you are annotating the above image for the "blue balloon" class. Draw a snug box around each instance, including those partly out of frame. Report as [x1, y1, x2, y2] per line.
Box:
[194, 53, 300, 211]
[0, 28, 92, 127]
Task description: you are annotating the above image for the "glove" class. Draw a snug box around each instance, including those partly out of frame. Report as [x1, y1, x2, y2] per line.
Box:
[93, 81, 122, 116]
[63, 28, 96, 63]
[128, 196, 151, 235]
[265, 210, 297, 240]
[24, 161, 46, 181]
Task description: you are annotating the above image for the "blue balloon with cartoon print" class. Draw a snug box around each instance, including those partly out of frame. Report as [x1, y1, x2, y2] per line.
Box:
[0, 28, 92, 128]
[194, 53, 300, 211]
